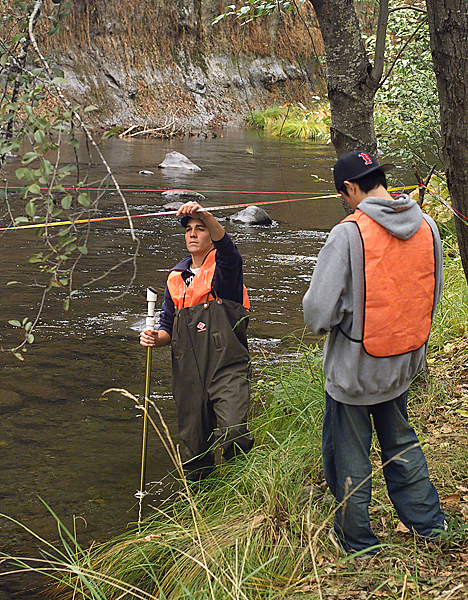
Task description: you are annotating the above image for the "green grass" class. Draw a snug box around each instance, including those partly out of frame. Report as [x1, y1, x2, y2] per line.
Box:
[245, 104, 330, 141]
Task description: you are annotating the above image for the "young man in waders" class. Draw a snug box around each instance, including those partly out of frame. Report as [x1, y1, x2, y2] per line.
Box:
[140, 201, 254, 481]
[303, 151, 446, 556]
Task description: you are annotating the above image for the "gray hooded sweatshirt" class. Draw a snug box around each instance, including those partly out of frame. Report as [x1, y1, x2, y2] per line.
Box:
[302, 194, 443, 406]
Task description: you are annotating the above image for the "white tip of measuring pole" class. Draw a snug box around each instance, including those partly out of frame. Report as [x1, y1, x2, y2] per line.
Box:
[147, 287, 157, 302]
[145, 286, 157, 330]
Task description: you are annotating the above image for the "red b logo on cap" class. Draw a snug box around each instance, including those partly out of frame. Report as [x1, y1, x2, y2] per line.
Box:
[358, 152, 373, 165]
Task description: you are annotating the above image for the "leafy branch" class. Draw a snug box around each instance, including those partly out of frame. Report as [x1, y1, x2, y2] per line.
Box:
[0, 0, 140, 359]
[212, 0, 307, 25]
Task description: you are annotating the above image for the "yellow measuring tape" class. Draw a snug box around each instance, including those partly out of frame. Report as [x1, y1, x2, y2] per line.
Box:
[0, 186, 418, 233]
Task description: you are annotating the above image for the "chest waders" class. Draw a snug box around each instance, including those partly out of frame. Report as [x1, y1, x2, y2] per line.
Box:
[171, 297, 254, 480]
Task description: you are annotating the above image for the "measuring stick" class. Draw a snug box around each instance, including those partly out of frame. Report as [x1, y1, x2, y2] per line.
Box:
[136, 286, 158, 507]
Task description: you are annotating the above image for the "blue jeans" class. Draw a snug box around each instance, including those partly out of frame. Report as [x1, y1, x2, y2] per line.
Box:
[322, 391, 445, 553]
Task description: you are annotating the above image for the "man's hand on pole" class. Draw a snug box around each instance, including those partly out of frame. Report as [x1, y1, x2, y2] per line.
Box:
[140, 329, 171, 348]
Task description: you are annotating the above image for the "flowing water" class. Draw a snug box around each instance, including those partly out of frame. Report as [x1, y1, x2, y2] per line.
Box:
[0, 129, 344, 597]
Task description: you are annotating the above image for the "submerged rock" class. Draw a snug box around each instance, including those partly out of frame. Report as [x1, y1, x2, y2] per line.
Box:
[158, 151, 201, 171]
[161, 190, 206, 202]
[229, 206, 272, 226]
[161, 201, 184, 211]
[0, 390, 23, 412]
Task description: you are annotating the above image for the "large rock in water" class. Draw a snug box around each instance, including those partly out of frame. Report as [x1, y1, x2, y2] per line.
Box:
[158, 151, 201, 171]
[229, 206, 272, 225]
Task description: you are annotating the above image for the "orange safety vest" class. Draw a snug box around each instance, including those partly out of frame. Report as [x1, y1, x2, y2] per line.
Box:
[342, 209, 436, 357]
[167, 249, 250, 310]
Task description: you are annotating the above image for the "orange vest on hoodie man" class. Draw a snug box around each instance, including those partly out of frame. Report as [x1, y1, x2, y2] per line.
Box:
[167, 249, 250, 310]
[342, 209, 435, 357]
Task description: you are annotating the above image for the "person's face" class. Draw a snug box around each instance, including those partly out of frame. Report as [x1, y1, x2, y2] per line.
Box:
[184, 218, 213, 257]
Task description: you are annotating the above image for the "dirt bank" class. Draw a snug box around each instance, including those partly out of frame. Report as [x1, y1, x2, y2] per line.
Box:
[49, 0, 326, 132]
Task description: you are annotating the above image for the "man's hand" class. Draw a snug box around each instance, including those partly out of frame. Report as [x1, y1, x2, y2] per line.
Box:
[176, 201, 225, 241]
[176, 200, 207, 219]
[140, 329, 171, 348]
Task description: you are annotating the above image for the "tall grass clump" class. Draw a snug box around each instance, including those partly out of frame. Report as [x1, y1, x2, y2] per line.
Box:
[245, 103, 330, 141]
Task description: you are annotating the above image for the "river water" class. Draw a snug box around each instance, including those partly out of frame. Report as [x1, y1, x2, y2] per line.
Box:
[0, 129, 344, 596]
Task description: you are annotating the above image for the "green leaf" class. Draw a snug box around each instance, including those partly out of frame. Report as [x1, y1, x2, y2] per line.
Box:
[22, 152, 39, 165]
[61, 195, 72, 209]
[6, 281, 20, 285]
[78, 246, 88, 255]
[41, 160, 53, 177]
[25, 333, 34, 344]
[34, 129, 45, 144]
[13, 352, 25, 362]
[63, 298, 70, 311]
[77, 193, 90, 207]
[84, 105, 99, 113]
[25, 200, 36, 217]
[27, 183, 41, 195]
[8, 320, 22, 327]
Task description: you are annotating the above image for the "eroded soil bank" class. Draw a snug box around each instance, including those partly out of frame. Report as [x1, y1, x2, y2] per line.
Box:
[46, 0, 326, 132]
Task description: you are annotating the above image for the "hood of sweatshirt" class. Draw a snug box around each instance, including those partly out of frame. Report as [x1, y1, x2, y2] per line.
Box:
[357, 193, 423, 240]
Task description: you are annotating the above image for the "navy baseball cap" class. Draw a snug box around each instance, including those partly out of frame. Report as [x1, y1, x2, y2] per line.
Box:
[333, 151, 395, 192]
[180, 213, 206, 227]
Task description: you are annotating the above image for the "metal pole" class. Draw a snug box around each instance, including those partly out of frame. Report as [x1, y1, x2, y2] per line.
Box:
[136, 286, 158, 501]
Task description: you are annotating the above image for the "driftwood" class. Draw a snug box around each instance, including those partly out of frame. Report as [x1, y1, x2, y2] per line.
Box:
[118, 118, 183, 139]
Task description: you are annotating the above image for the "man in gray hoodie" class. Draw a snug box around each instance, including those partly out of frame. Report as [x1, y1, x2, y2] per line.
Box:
[303, 151, 445, 555]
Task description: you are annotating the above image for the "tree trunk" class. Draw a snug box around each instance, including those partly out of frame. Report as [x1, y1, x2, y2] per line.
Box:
[426, 0, 468, 281]
[309, 0, 379, 157]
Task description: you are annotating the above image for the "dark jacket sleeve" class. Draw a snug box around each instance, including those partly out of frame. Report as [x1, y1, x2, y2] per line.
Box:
[213, 232, 244, 304]
[158, 284, 175, 338]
